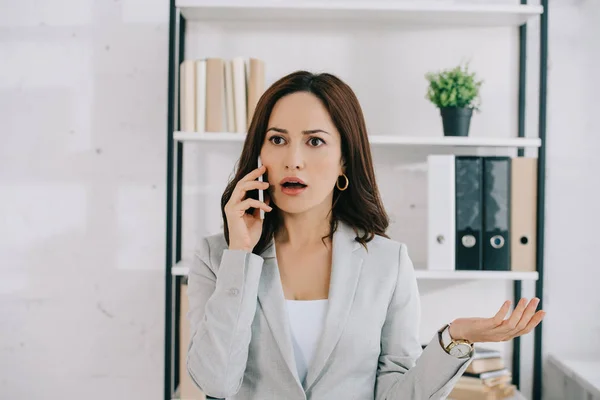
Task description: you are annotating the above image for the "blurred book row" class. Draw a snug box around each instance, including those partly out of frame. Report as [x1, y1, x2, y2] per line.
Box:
[428, 156, 538, 272]
[178, 282, 207, 400]
[179, 57, 266, 134]
[449, 347, 516, 400]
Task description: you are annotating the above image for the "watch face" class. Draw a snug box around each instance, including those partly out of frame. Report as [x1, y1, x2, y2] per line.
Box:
[450, 344, 472, 358]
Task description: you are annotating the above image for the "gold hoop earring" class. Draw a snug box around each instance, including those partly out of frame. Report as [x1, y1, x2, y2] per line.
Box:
[336, 174, 349, 191]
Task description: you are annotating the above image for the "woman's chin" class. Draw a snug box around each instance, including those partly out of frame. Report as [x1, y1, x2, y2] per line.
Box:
[271, 200, 311, 215]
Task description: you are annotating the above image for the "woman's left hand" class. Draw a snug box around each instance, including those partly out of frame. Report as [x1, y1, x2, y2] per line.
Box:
[449, 297, 546, 343]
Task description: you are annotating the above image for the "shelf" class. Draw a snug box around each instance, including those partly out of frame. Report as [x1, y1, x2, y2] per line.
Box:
[175, 131, 246, 143]
[177, 0, 543, 27]
[173, 261, 537, 281]
[174, 131, 541, 148]
[547, 355, 600, 398]
[414, 270, 538, 280]
[172, 262, 191, 276]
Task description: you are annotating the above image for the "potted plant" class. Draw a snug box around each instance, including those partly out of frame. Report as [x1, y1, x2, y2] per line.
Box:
[425, 63, 483, 137]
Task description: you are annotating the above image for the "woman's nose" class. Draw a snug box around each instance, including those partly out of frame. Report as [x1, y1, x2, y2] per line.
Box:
[284, 146, 304, 170]
[285, 158, 302, 169]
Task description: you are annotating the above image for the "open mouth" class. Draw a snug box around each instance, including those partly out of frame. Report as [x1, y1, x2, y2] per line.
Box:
[281, 182, 308, 189]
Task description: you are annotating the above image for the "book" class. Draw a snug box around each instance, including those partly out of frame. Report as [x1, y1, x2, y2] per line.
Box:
[179, 57, 266, 134]
[449, 383, 516, 400]
[472, 346, 502, 360]
[464, 368, 511, 380]
[180, 60, 196, 132]
[205, 57, 226, 132]
[467, 357, 506, 374]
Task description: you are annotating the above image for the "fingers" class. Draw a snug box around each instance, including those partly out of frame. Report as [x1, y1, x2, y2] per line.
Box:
[239, 198, 273, 213]
[468, 299, 546, 343]
[238, 165, 267, 184]
[500, 298, 530, 333]
[510, 298, 540, 334]
[498, 298, 545, 341]
[514, 310, 546, 336]
[241, 165, 266, 183]
[492, 301, 511, 326]
[231, 165, 267, 201]
[233, 178, 270, 202]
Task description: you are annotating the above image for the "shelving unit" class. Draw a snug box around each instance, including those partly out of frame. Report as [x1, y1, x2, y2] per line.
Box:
[165, 1, 549, 399]
[174, 131, 542, 148]
[414, 270, 539, 281]
[171, 260, 539, 281]
[177, 0, 542, 27]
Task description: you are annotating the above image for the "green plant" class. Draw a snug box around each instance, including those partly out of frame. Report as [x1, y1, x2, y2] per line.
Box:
[425, 63, 483, 111]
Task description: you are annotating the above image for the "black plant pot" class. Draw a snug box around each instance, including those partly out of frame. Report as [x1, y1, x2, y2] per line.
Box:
[440, 107, 473, 137]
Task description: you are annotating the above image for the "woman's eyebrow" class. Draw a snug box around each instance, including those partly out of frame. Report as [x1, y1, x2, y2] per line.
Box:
[266, 127, 331, 136]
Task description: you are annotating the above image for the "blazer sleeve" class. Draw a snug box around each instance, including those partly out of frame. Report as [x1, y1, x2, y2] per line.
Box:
[186, 238, 264, 398]
[375, 244, 473, 400]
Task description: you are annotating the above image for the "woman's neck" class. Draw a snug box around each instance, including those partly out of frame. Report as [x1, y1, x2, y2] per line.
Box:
[275, 213, 332, 251]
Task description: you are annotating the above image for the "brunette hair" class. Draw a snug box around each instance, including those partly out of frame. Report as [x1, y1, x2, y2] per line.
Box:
[220, 70, 389, 255]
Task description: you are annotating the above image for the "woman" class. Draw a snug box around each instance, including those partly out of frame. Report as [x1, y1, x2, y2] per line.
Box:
[186, 71, 545, 400]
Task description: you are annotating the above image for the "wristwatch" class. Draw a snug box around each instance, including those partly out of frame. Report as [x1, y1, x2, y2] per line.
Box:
[438, 323, 474, 359]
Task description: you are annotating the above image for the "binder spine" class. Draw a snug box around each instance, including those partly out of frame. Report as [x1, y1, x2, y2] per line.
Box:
[427, 155, 456, 271]
[455, 156, 483, 270]
[510, 157, 538, 272]
[483, 157, 511, 271]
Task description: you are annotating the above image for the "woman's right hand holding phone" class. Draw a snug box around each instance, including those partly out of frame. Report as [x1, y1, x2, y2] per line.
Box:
[225, 165, 272, 253]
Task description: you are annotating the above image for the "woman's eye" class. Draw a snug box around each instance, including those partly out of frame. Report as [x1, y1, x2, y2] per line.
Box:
[309, 137, 325, 147]
[268, 136, 325, 147]
[269, 136, 285, 145]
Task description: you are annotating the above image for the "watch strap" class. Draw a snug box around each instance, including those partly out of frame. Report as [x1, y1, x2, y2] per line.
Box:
[441, 324, 453, 349]
[438, 323, 474, 358]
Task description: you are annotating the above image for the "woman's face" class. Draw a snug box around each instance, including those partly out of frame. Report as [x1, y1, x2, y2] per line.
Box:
[260, 91, 345, 216]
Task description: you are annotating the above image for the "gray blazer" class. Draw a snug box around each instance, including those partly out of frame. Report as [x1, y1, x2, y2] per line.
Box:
[186, 220, 473, 399]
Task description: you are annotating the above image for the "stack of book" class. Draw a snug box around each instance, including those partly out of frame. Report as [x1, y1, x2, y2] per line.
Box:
[179, 281, 206, 399]
[179, 57, 266, 134]
[449, 347, 516, 400]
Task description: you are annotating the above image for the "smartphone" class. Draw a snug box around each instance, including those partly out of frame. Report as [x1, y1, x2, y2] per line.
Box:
[257, 155, 265, 220]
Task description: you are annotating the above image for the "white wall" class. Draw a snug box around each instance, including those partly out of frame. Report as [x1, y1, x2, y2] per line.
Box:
[0, 0, 167, 398]
[542, 0, 600, 361]
[1, 0, 598, 399]
[540, 0, 600, 396]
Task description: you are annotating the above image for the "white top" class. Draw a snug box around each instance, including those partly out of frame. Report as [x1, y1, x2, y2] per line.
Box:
[285, 299, 329, 385]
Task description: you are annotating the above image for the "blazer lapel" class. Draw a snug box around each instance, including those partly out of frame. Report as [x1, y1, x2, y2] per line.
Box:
[256, 240, 304, 390]
[256, 221, 365, 393]
[304, 221, 364, 391]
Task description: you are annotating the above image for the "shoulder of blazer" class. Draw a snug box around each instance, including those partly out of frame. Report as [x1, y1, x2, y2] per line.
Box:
[353, 234, 411, 279]
[195, 232, 229, 274]
[363, 233, 406, 260]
